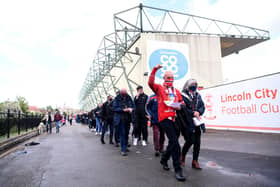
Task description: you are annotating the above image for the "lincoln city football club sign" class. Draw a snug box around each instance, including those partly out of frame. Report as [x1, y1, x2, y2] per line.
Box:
[200, 73, 280, 133]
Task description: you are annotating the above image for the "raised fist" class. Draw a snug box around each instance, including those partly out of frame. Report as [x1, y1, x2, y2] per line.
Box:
[155, 64, 163, 70]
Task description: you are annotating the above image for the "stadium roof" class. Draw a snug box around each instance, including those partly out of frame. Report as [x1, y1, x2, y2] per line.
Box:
[114, 4, 270, 57]
[79, 4, 270, 109]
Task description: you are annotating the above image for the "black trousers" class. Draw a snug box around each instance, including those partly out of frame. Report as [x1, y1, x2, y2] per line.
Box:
[135, 115, 148, 141]
[91, 119, 96, 129]
[160, 119, 181, 172]
[101, 119, 114, 143]
[182, 126, 201, 161]
[114, 124, 120, 144]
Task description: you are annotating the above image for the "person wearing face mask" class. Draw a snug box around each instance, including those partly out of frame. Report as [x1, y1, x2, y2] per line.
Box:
[180, 79, 205, 169]
[148, 64, 186, 182]
[100, 95, 114, 144]
[113, 88, 134, 156]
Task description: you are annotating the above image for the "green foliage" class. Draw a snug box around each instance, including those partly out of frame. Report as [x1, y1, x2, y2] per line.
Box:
[46, 105, 54, 112]
[0, 100, 20, 112]
[16, 96, 29, 113]
[0, 102, 4, 112]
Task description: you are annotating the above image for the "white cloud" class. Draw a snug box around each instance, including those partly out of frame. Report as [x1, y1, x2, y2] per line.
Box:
[0, 0, 140, 109]
[222, 36, 280, 82]
[184, 0, 280, 82]
[0, 0, 278, 109]
[188, 0, 280, 30]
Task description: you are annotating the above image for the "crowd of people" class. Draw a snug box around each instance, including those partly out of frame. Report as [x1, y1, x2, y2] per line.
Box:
[43, 109, 73, 134]
[85, 64, 206, 181]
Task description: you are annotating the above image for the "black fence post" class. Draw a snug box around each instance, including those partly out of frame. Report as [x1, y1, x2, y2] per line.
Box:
[31, 113, 34, 130]
[18, 111, 21, 135]
[7, 109, 10, 139]
[26, 113, 28, 132]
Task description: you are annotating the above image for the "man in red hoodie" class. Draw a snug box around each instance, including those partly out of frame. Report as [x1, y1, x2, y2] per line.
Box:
[148, 64, 186, 181]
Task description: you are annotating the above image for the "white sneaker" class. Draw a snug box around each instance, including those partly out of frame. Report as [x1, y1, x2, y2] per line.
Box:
[142, 140, 147, 146]
[93, 128, 96, 132]
[99, 132, 102, 135]
[133, 138, 138, 146]
[95, 132, 98, 135]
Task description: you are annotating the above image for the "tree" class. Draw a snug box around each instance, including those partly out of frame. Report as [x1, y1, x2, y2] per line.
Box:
[46, 105, 54, 112]
[0, 102, 4, 112]
[16, 96, 29, 113]
[0, 100, 20, 112]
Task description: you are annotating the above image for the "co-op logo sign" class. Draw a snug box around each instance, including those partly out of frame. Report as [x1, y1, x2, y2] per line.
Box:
[149, 49, 189, 80]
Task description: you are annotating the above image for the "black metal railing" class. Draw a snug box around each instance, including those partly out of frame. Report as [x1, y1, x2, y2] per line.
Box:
[0, 109, 43, 140]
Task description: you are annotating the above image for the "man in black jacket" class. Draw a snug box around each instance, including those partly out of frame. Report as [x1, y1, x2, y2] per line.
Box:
[101, 95, 114, 144]
[113, 88, 134, 156]
[133, 86, 148, 146]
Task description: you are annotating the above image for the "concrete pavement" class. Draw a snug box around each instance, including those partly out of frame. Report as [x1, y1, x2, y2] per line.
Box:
[0, 122, 279, 187]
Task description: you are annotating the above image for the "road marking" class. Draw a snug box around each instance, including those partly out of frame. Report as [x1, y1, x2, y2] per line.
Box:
[0, 145, 25, 159]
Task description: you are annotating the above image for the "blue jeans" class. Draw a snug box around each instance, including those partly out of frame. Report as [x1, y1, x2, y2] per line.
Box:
[55, 121, 60, 133]
[47, 121, 52, 133]
[114, 123, 120, 144]
[96, 117, 102, 132]
[88, 119, 92, 129]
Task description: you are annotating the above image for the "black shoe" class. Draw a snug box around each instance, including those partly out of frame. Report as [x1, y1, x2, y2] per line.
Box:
[175, 169, 186, 181]
[121, 151, 127, 156]
[155, 151, 160, 157]
[160, 160, 170, 171]
[115, 143, 120, 147]
[109, 141, 114, 144]
[127, 144, 131, 147]
[101, 139, 105, 144]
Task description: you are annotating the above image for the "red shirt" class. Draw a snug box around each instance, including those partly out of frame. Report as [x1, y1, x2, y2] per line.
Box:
[148, 67, 183, 122]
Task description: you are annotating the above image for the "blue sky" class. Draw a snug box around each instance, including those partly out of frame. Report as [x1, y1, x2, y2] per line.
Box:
[0, 0, 279, 109]
[142, 0, 216, 16]
[142, 0, 217, 11]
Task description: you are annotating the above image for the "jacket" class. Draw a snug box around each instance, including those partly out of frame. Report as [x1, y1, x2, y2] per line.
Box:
[101, 100, 114, 121]
[94, 106, 102, 119]
[113, 94, 134, 126]
[146, 94, 159, 124]
[180, 89, 205, 133]
[181, 90, 205, 117]
[47, 112, 52, 122]
[54, 113, 62, 122]
[148, 67, 183, 122]
[134, 93, 148, 116]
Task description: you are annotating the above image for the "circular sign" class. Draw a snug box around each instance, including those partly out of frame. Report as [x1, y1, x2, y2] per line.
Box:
[149, 49, 189, 80]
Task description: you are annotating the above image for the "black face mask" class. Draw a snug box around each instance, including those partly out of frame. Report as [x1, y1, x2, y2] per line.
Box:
[189, 85, 197, 92]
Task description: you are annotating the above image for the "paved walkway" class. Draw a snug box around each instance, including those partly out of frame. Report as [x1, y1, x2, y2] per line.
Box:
[0, 122, 279, 187]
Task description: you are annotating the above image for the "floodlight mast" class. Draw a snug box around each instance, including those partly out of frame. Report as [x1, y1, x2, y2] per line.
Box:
[79, 4, 269, 110]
